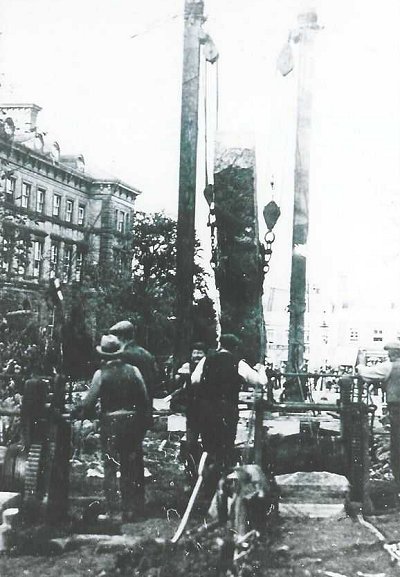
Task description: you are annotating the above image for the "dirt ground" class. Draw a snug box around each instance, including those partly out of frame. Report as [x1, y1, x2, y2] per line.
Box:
[0, 424, 400, 577]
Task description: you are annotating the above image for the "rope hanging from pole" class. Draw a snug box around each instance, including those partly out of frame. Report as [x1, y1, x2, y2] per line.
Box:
[201, 35, 222, 345]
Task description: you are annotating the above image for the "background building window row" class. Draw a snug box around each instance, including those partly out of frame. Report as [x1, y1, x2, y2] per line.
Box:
[2, 175, 86, 226]
[0, 232, 84, 283]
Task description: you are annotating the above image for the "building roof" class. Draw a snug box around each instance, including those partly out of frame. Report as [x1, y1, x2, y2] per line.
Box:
[0, 102, 142, 196]
[84, 164, 142, 196]
[0, 102, 42, 112]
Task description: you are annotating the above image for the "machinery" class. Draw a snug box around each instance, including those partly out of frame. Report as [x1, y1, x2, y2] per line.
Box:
[251, 372, 375, 515]
[0, 373, 71, 524]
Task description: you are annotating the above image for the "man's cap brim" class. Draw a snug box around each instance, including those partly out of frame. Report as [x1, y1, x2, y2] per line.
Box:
[109, 320, 134, 334]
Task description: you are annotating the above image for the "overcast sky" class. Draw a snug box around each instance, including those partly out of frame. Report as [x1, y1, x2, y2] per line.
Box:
[0, 0, 400, 306]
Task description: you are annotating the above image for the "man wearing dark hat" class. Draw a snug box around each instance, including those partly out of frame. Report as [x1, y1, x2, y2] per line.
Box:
[357, 341, 400, 485]
[108, 320, 159, 399]
[73, 334, 151, 521]
[191, 334, 265, 485]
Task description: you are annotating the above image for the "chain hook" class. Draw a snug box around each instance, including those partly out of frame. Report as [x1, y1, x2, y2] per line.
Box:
[262, 200, 280, 276]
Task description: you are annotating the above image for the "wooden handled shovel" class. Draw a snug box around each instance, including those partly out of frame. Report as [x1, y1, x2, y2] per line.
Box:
[171, 451, 208, 543]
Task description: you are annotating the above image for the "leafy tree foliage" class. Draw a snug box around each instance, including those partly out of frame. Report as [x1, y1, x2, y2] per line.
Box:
[77, 211, 216, 359]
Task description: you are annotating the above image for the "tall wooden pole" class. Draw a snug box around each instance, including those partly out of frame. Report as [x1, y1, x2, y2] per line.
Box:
[175, 0, 204, 366]
[287, 11, 320, 379]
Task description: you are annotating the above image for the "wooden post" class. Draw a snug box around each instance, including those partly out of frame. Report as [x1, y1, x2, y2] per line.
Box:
[287, 11, 320, 381]
[175, 0, 204, 367]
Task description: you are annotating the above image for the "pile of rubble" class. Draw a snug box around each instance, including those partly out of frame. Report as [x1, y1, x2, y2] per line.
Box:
[110, 526, 254, 577]
[370, 418, 394, 483]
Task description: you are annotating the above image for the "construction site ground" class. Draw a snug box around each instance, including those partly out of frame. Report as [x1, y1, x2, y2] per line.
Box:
[0, 390, 400, 577]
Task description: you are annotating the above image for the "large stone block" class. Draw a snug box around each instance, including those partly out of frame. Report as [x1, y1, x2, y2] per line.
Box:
[213, 143, 264, 364]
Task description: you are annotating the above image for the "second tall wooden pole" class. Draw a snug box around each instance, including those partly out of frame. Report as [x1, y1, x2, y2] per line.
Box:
[287, 11, 320, 381]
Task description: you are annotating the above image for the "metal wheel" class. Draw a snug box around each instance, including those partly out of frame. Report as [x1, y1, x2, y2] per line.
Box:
[24, 444, 43, 501]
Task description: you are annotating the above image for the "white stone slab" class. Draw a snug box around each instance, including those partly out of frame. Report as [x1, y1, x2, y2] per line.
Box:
[277, 471, 349, 489]
[279, 503, 345, 518]
[167, 414, 186, 432]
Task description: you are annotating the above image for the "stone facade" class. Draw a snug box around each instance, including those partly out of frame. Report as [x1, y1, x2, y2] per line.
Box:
[0, 103, 140, 325]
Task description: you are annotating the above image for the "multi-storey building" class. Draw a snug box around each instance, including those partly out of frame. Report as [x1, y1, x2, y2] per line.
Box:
[0, 103, 140, 322]
[264, 277, 400, 371]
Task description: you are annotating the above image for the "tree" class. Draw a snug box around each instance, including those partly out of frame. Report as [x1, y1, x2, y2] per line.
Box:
[76, 210, 215, 360]
[127, 211, 212, 355]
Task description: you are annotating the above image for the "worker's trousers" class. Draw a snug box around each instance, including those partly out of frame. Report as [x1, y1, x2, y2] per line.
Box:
[100, 411, 145, 517]
[198, 399, 239, 473]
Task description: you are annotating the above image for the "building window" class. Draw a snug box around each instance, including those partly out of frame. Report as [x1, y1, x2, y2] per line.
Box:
[373, 329, 383, 342]
[36, 188, 45, 213]
[21, 182, 31, 209]
[33, 240, 43, 278]
[114, 249, 122, 274]
[65, 199, 74, 223]
[15, 238, 29, 277]
[50, 241, 59, 278]
[116, 210, 126, 233]
[78, 204, 85, 226]
[125, 212, 130, 233]
[53, 194, 61, 217]
[113, 249, 130, 276]
[62, 244, 73, 282]
[0, 234, 11, 274]
[350, 329, 359, 342]
[5, 176, 16, 201]
[75, 249, 83, 281]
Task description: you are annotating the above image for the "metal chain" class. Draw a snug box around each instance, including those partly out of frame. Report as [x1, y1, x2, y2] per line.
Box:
[263, 230, 276, 274]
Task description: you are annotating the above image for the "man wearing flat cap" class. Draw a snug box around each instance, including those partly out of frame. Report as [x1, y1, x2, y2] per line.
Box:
[73, 334, 151, 521]
[108, 320, 159, 399]
[357, 341, 400, 485]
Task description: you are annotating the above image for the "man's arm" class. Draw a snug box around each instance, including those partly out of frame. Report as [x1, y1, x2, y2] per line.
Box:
[238, 360, 267, 387]
[72, 369, 102, 418]
[131, 365, 150, 407]
[131, 365, 152, 428]
[191, 356, 206, 384]
[356, 360, 392, 383]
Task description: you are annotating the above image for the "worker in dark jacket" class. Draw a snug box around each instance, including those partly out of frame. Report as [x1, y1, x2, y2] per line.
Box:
[73, 334, 151, 522]
[109, 320, 159, 398]
[191, 334, 265, 485]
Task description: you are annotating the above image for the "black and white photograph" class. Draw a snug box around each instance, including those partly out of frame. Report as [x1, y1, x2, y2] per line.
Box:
[0, 0, 399, 575]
